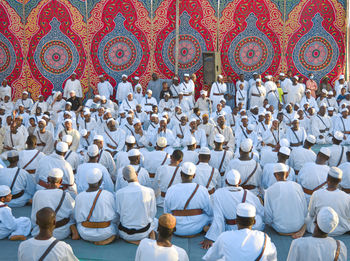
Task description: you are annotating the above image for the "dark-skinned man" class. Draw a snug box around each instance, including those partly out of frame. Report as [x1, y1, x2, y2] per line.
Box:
[209, 115, 235, 151]
[289, 134, 316, 174]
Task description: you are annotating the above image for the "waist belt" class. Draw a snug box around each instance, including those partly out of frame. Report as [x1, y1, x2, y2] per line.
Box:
[319, 128, 329, 133]
[302, 181, 327, 195]
[12, 190, 24, 199]
[118, 223, 151, 235]
[172, 209, 203, 216]
[342, 187, 350, 193]
[60, 184, 73, 190]
[149, 173, 155, 178]
[208, 187, 215, 195]
[241, 184, 256, 190]
[225, 219, 236, 225]
[39, 179, 50, 189]
[238, 98, 244, 100]
[290, 142, 302, 147]
[26, 169, 36, 174]
[81, 220, 111, 228]
[213, 93, 224, 96]
[55, 217, 70, 229]
[251, 94, 261, 97]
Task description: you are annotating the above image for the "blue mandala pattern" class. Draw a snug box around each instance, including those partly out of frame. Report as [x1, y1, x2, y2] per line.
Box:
[0, 32, 16, 77]
[98, 13, 143, 84]
[228, 13, 274, 78]
[292, 13, 339, 84]
[34, 18, 79, 91]
[162, 11, 207, 79]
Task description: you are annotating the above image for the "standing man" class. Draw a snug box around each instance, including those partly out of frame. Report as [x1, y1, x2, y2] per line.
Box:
[63, 72, 83, 99]
[116, 74, 133, 105]
[148, 73, 162, 102]
[305, 73, 318, 98]
[97, 75, 114, 100]
[210, 75, 227, 110]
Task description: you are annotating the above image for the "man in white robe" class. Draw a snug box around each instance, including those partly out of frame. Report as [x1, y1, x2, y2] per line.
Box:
[164, 162, 212, 236]
[116, 74, 133, 104]
[203, 203, 277, 261]
[0, 79, 11, 101]
[34, 119, 54, 154]
[74, 170, 117, 245]
[288, 134, 316, 174]
[63, 73, 83, 98]
[249, 79, 266, 109]
[3, 122, 27, 152]
[18, 135, 45, 175]
[208, 115, 235, 151]
[195, 90, 212, 115]
[141, 90, 158, 114]
[103, 118, 126, 156]
[264, 75, 279, 108]
[90, 135, 116, 178]
[57, 119, 80, 152]
[116, 165, 157, 243]
[286, 76, 304, 105]
[286, 119, 306, 148]
[97, 75, 114, 99]
[311, 105, 332, 144]
[61, 135, 80, 173]
[334, 108, 350, 144]
[328, 131, 348, 167]
[31, 168, 77, 240]
[120, 92, 137, 112]
[183, 118, 207, 148]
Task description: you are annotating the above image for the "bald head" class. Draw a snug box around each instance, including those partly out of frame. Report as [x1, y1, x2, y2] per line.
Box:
[36, 207, 56, 229]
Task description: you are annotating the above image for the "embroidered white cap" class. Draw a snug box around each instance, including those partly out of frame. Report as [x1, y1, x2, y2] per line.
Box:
[240, 138, 253, 152]
[274, 163, 289, 173]
[56, 142, 68, 153]
[279, 146, 291, 156]
[319, 147, 331, 157]
[317, 206, 339, 234]
[86, 168, 103, 184]
[328, 166, 343, 179]
[48, 168, 64, 179]
[93, 135, 104, 141]
[226, 169, 240, 185]
[80, 129, 88, 137]
[128, 149, 141, 157]
[125, 135, 136, 144]
[306, 134, 316, 144]
[87, 144, 99, 157]
[199, 147, 211, 155]
[334, 131, 344, 141]
[214, 133, 225, 143]
[62, 135, 73, 144]
[181, 162, 196, 176]
[7, 150, 18, 158]
[0, 185, 11, 197]
[237, 203, 256, 218]
[187, 136, 197, 146]
[157, 137, 167, 148]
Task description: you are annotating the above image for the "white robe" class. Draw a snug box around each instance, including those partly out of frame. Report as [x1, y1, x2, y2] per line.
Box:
[116, 81, 133, 103]
[98, 80, 114, 99]
[261, 163, 296, 189]
[289, 147, 316, 172]
[18, 149, 45, 173]
[155, 165, 182, 206]
[193, 163, 220, 194]
[63, 79, 83, 98]
[115, 164, 151, 191]
[328, 144, 348, 167]
[34, 130, 55, 155]
[103, 128, 126, 153]
[210, 82, 227, 109]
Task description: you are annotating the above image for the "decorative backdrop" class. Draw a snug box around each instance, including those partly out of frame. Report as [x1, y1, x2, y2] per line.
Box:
[0, 0, 347, 100]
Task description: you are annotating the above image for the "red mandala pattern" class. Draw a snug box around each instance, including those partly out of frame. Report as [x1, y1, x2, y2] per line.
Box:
[40, 40, 73, 74]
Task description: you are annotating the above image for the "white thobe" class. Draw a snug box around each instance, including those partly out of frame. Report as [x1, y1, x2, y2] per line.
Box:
[183, 129, 207, 149]
[306, 189, 350, 236]
[78, 119, 97, 135]
[179, 82, 194, 107]
[135, 238, 189, 261]
[64, 150, 80, 172]
[75, 190, 117, 241]
[98, 81, 114, 99]
[194, 97, 212, 114]
[115, 164, 151, 191]
[103, 128, 126, 153]
[193, 163, 220, 193]
[328, 144, 348, 167]
[0, 202, 31, 239]
[31, 189, 75, 239]
[339, 162, 350, 190]
[18, 149, 45, 173]
[286, 127, 306, 147]
[235, 89, 247, 107]
[57, 129, 80, 152]
[288, 147, 316, 172]
[210, 82, 227, 109]
[75, 163, 114, 193]
[281, 78, 292, 103]
[63, 79, 83, 98]
[265, 181, 307, 234]
[86, 149, 116, 178]
[35, 153, 77, 197]
[208, 125, 235, 151]
[225, 159, 262, 195]
[297, 162, 329, 203]
[134, 92, 143, 104]
[4, 130, 26, 151]
[34, 129, 54, 154]
[0, 167, 35, 207]
[262, 163, 296, 189]
[30, 101, 49, 115]
[120, 98, 137, 112]
[334, 116, 350, 144]
[159, 99, 175, 115]
[300, 96, 318, 109]
[265, 81, 279, 108]
[116, 182, 157, 241]
[116, 82, 133, 103]
[287, 236, 347, 261]
[181, 150, 198, 165]
[203, 229, 277, 261]
[164, 182, 212, 236]
[311, 115, 332, 144]
[18, 237, 78, 261]
[249, 85, 266, 108]
[141, 97, 157, 113]
[205, 187, 264, 242]
[16, 98, 34, 111]
[0, 85, 11, 100]
[286, 84, 304, 104]
[209, 150, 233, 176]
[155, 165, 182, 206]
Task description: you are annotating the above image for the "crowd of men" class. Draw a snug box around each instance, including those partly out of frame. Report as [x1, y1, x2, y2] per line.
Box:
[0, 70, 349, 260]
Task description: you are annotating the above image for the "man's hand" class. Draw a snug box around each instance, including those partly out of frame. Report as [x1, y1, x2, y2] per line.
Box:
[200, 239, 213, 249]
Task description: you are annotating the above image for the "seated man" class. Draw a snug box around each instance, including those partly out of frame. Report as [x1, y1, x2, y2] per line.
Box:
[116, 166, 157, 244]
[164, 162, 212, 237]
[18, 135, 45, 174]
[74, 170, 117, 245]
[135, 214, 189, 261]
[287, 207, 347, 261]
[264, 163, 307, 236]
[18, 207, 78, 261]
[31, 168, 77, 240]
[201, 170, 264, 249]
[203, 203, 277, 260]
[0, 185, 31, 240]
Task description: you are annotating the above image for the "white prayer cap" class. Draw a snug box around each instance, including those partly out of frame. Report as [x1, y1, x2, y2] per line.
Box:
[123, 165, 137, 181]
[125, 135, 136, 144]
[134, 76, 139, 80]
[226, 169, 240, 185]
[157, 137, 167, 148]
[38, 119, 46, 125]
[319, 103, 327, 108]
[93, 135, 104, 141]
[320, 147, 331, 157]
[70, 90, 76, 95]
[317, 207, 339, 234]
[328, 91, 334, 95]
[274, 163, 288, 173]
[0, 106, 5, 110]
[328, 107, 334, 111]
[214, 133, 225, 143]
[87, 144, 99, 157]
[122, 74, 127, 78]
[87, 168, 103, 184]
[306, 134, 316, 144]
[7, 150, 18, 158]
[247, 124, 255, 131]
[18, 104, 24, 108]
[199, 147, 211, 155]
[175, 105, 181, 109]
[293, 75, 299, 80]
[256, 79, 262, 82]
[334, 131, 344, 141]
[56, 142, 68, 153]
[23, 91, 29, 95]
[322, 89, 328, 94]
[66, 102, 72, 106]
[80, 129, 88, 137]
[42, 114, 50, 120]
[258, 111, 265, 116]
[294, 103, 300, 108]
[237, 203, 256, 218]
[95, 95, 101, 99]
[98, 74, 104, 78]
[128, 149, 140, 157]
[240, 138, 253, 152]
[341, 108, 349, 113]
[151, 114, 158, 118]
[146, 89, 152, 94]
[217, 113, 226, 120]
[189, 118, 197, 123]
[164, 93, 170, 97]
[280, 138, 290, 148]
[218, 75, 223, 79]
[279, 146, 290, 156]
[279, 73, 285, 76]
[173, 76, 179, 80]
[220, 98, 226, 103]
[48, 168, 63, 179]
[200, 90, 207, 95]
[253, 72, 258, 75]
[106, 118, 115, 124]
[328, 166, 343, 179]
[133, 118, 141, 125]
[62, 135, 73, 144]
[184, 73, 190, 77]
[241, 115, 248, 120]
[0, 185, 11, 197]
[162, 112, 168, 117]
[265, 75, 272, 80]
[182, 162, 196, 176]
[101, 96, 107, 100]
[187, 136, 197, 146]
[305, 89, 311, 93]
[339, 75, 345, 80]
[160, 117, 167, 122]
